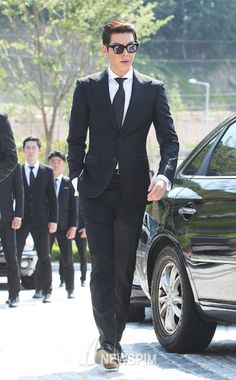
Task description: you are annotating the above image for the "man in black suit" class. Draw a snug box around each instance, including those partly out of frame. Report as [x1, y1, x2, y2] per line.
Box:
[0, 164, 24, 307]
[67, 20, 179, 369]
[16, 137, 58, 303]
[0, 112, 17, 183]
[48, 150, 77, 299]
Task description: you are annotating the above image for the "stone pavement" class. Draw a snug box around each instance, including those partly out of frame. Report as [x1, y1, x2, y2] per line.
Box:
[0, 264, 236, 380]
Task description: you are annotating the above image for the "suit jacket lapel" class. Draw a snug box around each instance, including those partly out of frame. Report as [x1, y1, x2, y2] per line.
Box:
[89, 69, 119, 134]
[22, 166, 28, 187]
[121, 70, 151, 135]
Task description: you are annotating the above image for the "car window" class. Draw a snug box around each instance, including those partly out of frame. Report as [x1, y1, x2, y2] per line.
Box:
[207, 123, 236, 176]
[182, 136, 217, 176]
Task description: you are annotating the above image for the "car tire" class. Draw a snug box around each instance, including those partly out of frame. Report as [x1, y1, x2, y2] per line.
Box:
[127, 303, 145, 322]
[21, 272, 36, 290]
[151, 245, 217, 353]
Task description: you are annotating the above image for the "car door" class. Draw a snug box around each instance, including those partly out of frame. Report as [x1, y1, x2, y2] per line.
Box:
[172, 121, 236, 304]
[135, 206, 159, 296]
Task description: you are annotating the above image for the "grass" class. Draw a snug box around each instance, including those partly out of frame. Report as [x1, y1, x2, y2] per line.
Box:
[51, 242, 91, 263]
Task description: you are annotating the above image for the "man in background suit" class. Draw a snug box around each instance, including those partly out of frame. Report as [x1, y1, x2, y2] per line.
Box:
[0, 112, 17, 183]
[16, 137, 58, 303]
[0, 163, 23, 307]
[59, 200, 87, 288]
[67, 20, 179, 369]
[48, 150, 77, 299]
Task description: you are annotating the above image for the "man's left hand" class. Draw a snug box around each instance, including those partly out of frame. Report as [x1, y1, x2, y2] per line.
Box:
[147, 178, 166, 201]
[48, 222, 57, 233]
[11, 217, 22, 230]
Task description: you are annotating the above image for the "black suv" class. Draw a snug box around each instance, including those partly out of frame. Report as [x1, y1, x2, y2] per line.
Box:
[130, 113, 236, 353]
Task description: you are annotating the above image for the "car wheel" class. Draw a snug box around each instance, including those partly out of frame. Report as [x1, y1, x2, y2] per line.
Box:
[127, 303, 145, 322]
[21, 272, 36, 290]
[151, 245, 217, 353]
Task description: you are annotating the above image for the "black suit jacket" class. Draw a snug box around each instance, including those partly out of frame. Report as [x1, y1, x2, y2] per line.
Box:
[57, 176, 78, 230]
[22, 164, 58, 226]
[67, 69, 179, 206]
[0, 163, 24, 222]
[0, 112, 17, 183]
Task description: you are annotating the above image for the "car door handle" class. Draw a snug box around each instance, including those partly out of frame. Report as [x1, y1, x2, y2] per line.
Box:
[178, 207, 196, 215]
[178, 207, 196, 221]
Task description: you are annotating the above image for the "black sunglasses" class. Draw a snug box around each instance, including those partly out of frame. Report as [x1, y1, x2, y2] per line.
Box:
[106, 42, 139, 54]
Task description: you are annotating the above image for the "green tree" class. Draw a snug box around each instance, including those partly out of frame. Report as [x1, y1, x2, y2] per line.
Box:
[148, 0, 236, 59]
[0, 0, 171, 158]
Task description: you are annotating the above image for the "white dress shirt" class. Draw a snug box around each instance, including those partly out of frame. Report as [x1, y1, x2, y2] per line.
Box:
[24, 161, 40, 186]
[54, 173, 63, 197]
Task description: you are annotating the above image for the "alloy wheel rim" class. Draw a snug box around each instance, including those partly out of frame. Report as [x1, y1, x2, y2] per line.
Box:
[158, 261, 183, 334]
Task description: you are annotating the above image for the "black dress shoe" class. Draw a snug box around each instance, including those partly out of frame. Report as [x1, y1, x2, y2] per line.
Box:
[81, 280, 86, 287]
[67, 291, 75, 299]
[117, 343, 128, 363]
[32, 290, 42, 299]
[42, 293, 51, 303]
[7, 297, 19, 308]
[95, 342, 119, 369]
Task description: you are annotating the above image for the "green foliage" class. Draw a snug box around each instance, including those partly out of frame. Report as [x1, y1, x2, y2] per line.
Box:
[145, 0, 236, 60]
[168, 84, 184, 113]
[51, 241, 90, 262]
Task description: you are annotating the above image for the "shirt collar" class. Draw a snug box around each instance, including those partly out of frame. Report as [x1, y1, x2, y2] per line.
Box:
[55, 173, 63, 182]
[25, 160, 39, 170]
[108, 66, 133, 80]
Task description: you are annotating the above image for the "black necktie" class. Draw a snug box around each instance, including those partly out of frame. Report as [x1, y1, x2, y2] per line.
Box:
[54, 178, 58, 196]
[29, 166, 35, 187]
[112, 77, 127, 127]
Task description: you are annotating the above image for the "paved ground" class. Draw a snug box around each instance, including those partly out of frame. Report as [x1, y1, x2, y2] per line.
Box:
[0, 264, 236, 380]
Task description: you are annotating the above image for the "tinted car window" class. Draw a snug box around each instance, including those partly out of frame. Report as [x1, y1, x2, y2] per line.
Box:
[182, 136, 217, 176]
[207, 123, 236, 176]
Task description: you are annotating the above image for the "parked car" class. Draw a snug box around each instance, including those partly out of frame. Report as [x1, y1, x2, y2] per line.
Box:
[130, 113, 236, 353]
[0, 233, 37, 289]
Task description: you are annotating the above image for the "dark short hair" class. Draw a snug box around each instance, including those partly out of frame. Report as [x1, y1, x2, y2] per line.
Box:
[23, 136, 41, 148]
[48, 150, 66, 162]
[102, 20, 138, 45]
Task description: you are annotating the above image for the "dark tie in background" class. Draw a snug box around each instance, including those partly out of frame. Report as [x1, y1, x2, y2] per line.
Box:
[112, 77, 127, 127]
[29, 166, 35, 187]
[54, 178, 58, 196]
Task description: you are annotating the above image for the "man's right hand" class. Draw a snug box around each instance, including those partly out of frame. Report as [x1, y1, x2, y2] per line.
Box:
[11, 217, 22, 230]
[48, 222, 57, 233]
[79, 228, 86, 238]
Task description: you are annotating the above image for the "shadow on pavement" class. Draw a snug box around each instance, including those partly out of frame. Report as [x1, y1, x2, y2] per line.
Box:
[129, 340, 236, 380]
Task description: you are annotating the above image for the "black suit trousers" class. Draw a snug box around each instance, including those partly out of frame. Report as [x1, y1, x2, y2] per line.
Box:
[0, 221, 20, 298]
[50, 229, 74, 292]
[80, 175, 145, 346]
[74, 231, 87, 282]
[16, 223, 52, 293]
[58, 231, 86, 284]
